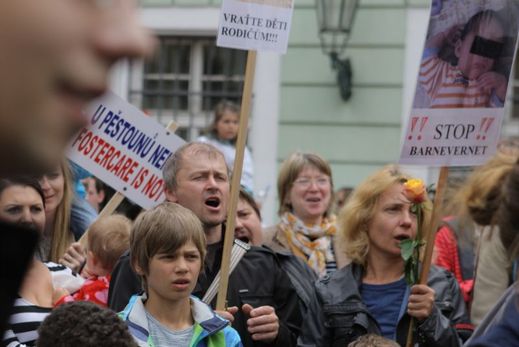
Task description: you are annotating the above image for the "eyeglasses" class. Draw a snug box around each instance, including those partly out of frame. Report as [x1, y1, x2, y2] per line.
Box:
[293, 177, 330, 188]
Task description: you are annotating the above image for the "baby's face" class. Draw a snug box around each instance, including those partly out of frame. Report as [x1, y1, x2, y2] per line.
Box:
[456, 18, 504, 80]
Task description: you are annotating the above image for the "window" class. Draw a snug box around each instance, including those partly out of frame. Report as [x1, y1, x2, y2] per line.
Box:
[128, 36, 247, 140]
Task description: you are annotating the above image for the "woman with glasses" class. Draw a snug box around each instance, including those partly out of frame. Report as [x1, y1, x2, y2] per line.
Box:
[264, 152, 349, 278]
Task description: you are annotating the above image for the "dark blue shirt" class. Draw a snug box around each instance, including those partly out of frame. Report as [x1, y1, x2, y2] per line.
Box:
[361, 277, 408, 340]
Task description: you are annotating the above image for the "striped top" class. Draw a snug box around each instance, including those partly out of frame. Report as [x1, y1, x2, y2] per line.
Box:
[325, 244, 338, 276]
[2, 297, 52, 347]
[45, 261, 84, 294]
[418, 55, 499, 108]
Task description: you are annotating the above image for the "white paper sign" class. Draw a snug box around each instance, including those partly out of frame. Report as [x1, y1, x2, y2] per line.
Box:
[400, 109, 502, 166]
[67, 92, 186, 209]
[400, 0, 519, 166]
[217, 0, 294, 53]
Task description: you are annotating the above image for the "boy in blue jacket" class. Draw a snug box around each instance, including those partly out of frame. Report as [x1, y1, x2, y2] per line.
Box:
[120, 202, 242, 347]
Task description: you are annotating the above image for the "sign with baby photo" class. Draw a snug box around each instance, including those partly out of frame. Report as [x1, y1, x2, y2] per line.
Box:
[216, 0, 294, 53]
[67, 91, 186, 209]
[400, 0, 519, 166]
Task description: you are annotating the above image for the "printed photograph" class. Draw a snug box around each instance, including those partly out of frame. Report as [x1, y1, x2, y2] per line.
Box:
[413, 0, 519, 109]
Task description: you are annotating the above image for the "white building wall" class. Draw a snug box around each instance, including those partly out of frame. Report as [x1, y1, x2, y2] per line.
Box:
[251, 52, 281, 225]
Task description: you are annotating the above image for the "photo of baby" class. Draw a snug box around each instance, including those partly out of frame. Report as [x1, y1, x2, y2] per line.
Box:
[413, 1, 519, 109]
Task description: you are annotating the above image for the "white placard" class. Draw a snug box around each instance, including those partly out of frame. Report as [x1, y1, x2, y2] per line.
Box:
[400, 108, 502, 166]
[67, 92, 185, 209]
[217, 0, 294, 54]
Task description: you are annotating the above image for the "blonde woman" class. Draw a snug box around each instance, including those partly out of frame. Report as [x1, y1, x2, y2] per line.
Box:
[298, 165, 469, 347]
[38, 160, 74, 263]
[466, 158, 519, 345]
[265, 152, 348, 279]
[466, 152, 518, 325]
[433, 153, 517, 323]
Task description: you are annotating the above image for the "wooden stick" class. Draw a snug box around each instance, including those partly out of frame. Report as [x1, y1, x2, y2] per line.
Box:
[405, 166, 449, 347]
[406, 319, 414, 347]
[216, 50, 257, 311]
[78, 120, 179, 248]
[419, 166, 449, 285]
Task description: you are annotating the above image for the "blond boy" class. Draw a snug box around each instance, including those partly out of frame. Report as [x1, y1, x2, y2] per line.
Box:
[56, 215, 131, 307]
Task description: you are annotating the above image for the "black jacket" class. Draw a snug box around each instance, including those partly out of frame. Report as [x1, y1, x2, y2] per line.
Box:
[108, 250, 141, 312]
[271, 249, 317, 318]
[297, 263, 470, 347]
[109, 244, 302, 347]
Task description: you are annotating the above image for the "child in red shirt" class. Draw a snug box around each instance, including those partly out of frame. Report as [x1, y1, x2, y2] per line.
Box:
[56, 214, 131, 307]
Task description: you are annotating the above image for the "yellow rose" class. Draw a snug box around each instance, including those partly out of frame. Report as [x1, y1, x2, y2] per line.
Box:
[404, 179, 426, 204]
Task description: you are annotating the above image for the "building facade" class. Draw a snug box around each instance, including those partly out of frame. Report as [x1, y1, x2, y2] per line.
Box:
[113, 0, 517, 224]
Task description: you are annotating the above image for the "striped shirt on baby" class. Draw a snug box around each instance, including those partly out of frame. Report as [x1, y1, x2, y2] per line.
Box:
[418, 55, 501, 108]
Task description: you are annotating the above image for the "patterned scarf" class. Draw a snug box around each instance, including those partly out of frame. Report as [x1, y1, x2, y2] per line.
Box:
[279, 212, 336, 277]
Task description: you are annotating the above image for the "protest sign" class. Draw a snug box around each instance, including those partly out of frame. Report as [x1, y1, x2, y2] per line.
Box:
[215, 0, 295, 310]
[67, 91, 185, 210]
[400, 0, 519, 166]
[216, 0, 294, 54]
[215, 52, 257, 311]
[400, 2, 519, 345]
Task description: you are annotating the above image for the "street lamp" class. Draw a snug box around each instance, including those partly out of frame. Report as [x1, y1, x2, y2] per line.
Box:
[315, 0, 359, 101]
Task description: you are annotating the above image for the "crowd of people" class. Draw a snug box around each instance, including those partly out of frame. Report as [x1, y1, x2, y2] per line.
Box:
[3, 138, 519, 347]
[1, 1, 519, 347]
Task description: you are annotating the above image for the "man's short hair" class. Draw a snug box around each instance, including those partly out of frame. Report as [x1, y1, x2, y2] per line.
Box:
[37, 301, 137, 347]
[130, 202, 206, 291]
[162, 142, 227, 191]
[88, 215, 132, 272]
[347, 334, 399, 347]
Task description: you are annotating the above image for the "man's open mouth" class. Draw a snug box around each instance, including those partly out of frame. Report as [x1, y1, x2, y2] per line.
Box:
[205, 197, 221, 208]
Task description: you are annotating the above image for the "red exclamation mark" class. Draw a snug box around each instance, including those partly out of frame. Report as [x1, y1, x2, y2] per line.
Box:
[417, 117, 429, 140]
[477, 117, 488, 140]
[408, 117, 419, 140]
[482, 118, 494, 140]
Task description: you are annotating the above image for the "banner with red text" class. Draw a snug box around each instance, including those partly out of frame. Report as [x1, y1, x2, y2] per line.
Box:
[67, 92, 185, 209]
[400, 0, 519, 166]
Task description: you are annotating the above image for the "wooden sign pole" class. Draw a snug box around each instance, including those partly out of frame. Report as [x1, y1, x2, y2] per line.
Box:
[78, 121, 179, 248]
[419, 166, 449, 284]
[406, 166, 449, 347]
[216, 50, 257, 311]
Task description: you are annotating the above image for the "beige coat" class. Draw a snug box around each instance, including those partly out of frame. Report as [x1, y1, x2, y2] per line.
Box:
[471, 225, 511, 326]
[263, 224, 350, 271]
